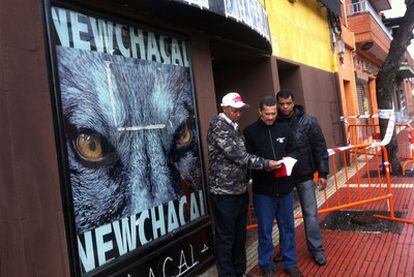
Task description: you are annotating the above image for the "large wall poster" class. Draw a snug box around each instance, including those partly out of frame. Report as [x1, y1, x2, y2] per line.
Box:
[50, 5, 208, 275]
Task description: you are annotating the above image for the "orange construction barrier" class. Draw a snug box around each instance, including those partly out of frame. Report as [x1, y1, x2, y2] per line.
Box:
[343, 116, 380, 145]
[345, 120, 414, 175]
[246, 143, 414, 231]
[396, 122, 414, 175]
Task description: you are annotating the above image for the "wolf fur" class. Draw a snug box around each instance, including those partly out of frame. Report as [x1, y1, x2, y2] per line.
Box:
[57, 46, 202, 233]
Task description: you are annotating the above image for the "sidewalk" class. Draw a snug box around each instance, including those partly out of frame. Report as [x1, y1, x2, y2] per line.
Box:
[201, 161, 414, 276]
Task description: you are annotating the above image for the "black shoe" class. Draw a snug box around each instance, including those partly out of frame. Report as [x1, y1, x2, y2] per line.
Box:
[272, 251, 283, 263]
[285, 266, 303, 277]
[313, 254, 327, 266]
[260, 267, 273, 277]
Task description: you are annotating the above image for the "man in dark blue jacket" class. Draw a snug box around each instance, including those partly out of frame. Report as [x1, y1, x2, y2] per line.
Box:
[276, 90, 329, 266]
[244, 96, 302, 277]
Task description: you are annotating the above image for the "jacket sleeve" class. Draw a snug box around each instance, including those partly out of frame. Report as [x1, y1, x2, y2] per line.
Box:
[212, 126, 269, 170]
[309, 118, 329, 178]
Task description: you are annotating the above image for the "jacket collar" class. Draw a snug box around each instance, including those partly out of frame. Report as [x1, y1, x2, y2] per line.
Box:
[277, 105, 304, 122]
[257, 118, 275, 127]
[219, 113, 239, 130]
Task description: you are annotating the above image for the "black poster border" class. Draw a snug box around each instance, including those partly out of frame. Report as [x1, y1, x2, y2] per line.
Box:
[41, 1, 213, 276]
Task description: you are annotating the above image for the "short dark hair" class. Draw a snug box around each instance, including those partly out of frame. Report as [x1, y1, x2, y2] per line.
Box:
[259, 95, 277, 110]
[276, 90, 295, 102]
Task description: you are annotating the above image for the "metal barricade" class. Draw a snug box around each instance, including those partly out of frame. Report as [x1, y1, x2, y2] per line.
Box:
[396, 122, 414, 175]
[316, 144, 412, 223]
[344, 120, 414, 175]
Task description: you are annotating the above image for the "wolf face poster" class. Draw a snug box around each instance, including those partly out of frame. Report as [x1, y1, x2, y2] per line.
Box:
[50, 6, 208, 274]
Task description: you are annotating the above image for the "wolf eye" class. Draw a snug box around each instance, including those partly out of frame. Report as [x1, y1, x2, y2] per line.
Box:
[75, 133, 104, 161]
[177, 125, 192, 147]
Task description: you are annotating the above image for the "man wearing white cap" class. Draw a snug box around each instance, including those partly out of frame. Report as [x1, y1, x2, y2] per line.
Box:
[207, 92, 279, 277]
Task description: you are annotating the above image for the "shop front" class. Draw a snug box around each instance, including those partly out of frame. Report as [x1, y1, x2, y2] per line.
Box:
[0, 0, 272, 276]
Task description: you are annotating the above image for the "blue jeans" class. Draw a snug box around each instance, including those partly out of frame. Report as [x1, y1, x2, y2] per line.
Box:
[296, 179, 324, 256]
[253, 193, 296, 270]
[210, 193, 248, 277]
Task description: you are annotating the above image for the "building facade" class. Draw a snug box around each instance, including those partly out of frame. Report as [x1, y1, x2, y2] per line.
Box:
[345, 0, 392, 118]
[264, 0, 344, 149]
[6, 0, 413, 276]
[0, 0, 275, 276]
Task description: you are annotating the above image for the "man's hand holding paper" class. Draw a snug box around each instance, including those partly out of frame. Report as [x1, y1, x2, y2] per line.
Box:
[274, 157, 297, 178]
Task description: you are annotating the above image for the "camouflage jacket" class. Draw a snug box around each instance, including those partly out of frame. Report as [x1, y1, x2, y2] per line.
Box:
[207, 115, 269, 195]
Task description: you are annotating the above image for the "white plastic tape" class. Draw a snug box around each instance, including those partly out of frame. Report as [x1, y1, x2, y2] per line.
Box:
[378, 109, 394, 119]
[368, 112, 395, 149]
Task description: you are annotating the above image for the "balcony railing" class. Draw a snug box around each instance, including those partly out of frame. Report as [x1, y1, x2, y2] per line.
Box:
[347, 1, 393, 39]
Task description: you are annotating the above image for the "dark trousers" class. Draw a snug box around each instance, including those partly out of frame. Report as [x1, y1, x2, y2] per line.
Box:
[210, 193, 248, 277]
[296, 179, 324, 256]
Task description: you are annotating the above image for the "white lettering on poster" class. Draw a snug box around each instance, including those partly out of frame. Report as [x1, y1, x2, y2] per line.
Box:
[199, 190, 205, 216]
[95, 223, 115, 266]
[115, 24, 131, 57]
[138, 210, 152, 245]
[70, 11, 91, 51]
[51, 7, 190, 67]
[77, 231, 95, 272]
[160, 35, 171, 64]
[147, 32, 162, 63]
[151, 204, 166, 239]
[167, 200, 180, 232]
[178, 195, 187, 226]
[90, 18, 114, 53]
[182, 41, 190, 67]
[130, 27, 146, 59]
[51, 8, 70, 47]
[77, 190, 206, 272]
[113, 215, 137, 255]
[190, 193, 200, 221]
[171, 39, 183, 66]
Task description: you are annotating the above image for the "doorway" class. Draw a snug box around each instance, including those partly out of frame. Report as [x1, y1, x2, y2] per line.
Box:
[210, 39, 275, 128]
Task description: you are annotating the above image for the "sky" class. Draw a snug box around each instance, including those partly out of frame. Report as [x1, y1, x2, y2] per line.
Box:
[382, 0, 414, 57]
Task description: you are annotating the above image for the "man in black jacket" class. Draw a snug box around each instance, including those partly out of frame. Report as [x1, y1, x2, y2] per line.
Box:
[276, 90, 329, 266]
[244, 96, 302, 277]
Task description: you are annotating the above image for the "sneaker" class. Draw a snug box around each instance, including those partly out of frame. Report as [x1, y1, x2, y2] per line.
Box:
[285, 266, 303, 277]
[313, 254, 327, 266]
[272, 251, 283, 263]
[260, 267, 273, 277]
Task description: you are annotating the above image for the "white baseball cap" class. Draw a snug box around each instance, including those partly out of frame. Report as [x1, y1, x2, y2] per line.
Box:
[220, 92, 249, 109]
